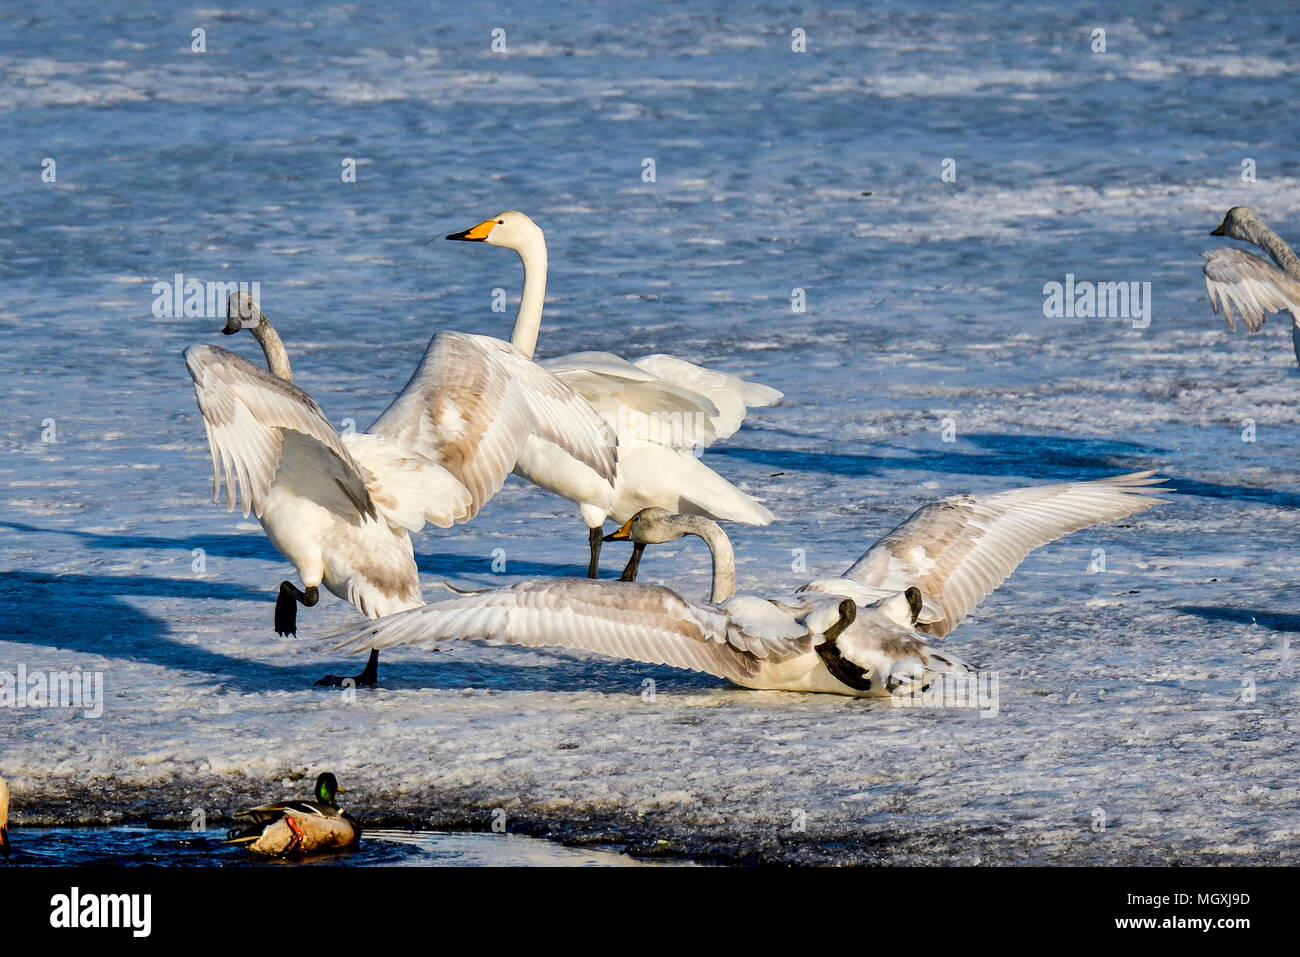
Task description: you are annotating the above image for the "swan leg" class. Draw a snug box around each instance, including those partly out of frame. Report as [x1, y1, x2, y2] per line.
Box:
[1291, 322, 1300, 368]
[275, 582, 319, 637]
[618, 542, 646, 582]
[315, 648, 380, 689]
[586, 525, 604, 579]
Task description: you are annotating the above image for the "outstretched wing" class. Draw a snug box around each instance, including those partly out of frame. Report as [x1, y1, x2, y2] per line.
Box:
[541, 351, 782, 451]
[632, 354, 783, 441]
[805, 472, 1171, 638]
[184, 344, 376, 522]
[542, 351, 723, 450]
[368, 333, 617, 518]
[1202, 247, 1300, 333]
[326, 578, 813, 684]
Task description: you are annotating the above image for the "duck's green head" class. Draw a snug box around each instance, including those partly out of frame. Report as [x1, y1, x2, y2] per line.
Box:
[315, 773, 344, 807]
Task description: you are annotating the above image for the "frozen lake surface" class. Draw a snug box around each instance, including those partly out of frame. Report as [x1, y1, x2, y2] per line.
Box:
[1, 1, 1298, 863]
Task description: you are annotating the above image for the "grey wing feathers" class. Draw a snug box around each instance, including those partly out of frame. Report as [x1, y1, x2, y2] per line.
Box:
[366, 333, 617, 518]
[838, 471, 1171, 637]
[234, 800, 336, 824]
[184, 344, 376, 521]
[1202, 247, 1300, 333]
[326, 577, 767, 684]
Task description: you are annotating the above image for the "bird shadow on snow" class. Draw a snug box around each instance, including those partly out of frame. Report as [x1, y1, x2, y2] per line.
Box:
[0, 563, 715, 695]
[415, 551, 584, 580]
[1175, 604, 1300, 634]
[0, 569, 338, 691]
[346, 645, 733, 696]
[0, 520, 280, 562]
[717, 432, 1300, 508]
[0, 520, 583, 580]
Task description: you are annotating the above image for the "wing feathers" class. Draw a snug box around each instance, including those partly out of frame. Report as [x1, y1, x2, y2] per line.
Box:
[1202, 247, 1300, 333]
[326, 577, 769, 684]
[830, 471, 1171, 637]
[367, 333, 617, 518]
[184, 344, 376, 522]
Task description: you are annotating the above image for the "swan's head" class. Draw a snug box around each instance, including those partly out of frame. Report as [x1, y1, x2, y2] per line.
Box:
[223, 292, 266, 335]
[1211, 206, 1258, 239]
[446, 210, 544, 252]
[603, 507, 685, 545]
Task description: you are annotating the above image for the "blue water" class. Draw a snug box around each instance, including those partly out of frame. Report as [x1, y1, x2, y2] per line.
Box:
[5, 826, 649, 866]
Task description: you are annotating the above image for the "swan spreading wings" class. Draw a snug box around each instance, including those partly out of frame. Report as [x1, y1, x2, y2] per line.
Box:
[1203, 206, 1300, 366]
[327, 472, 1170, 697]
[447, 210, 782, 576]
[185, 294, 617, 684]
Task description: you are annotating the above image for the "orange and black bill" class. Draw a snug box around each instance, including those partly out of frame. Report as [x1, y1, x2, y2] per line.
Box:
[603, 520, 634, 542]
[446, 219, 497, 242]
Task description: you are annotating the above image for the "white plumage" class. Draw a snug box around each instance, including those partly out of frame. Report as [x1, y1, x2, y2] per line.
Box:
[327, 472, 1171, 698]
[185, 295, 617, 633]
[447, 210, 781, 573]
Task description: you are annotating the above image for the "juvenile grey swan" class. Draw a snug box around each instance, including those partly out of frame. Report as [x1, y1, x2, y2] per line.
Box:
[327, 472, 1170, 698]
[185, 293, 616, 685]
[1203, 206, 1300, 366]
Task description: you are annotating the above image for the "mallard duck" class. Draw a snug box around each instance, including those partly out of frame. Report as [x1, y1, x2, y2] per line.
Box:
[0, 775, 10, 857]
[226, 773, 360, 856]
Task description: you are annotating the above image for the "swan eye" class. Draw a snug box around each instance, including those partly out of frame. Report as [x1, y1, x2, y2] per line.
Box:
[497, 220, 504, 224]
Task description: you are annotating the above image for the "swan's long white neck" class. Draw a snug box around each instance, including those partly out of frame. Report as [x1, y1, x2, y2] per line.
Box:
[251, 320, 293, 382]
[509, 231, 548, 360]
[1244, 217, 1300, 280]
[672, 515, 736, 603]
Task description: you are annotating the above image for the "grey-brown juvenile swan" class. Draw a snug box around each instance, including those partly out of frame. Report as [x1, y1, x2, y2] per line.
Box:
[1203, 206, 1300, 366]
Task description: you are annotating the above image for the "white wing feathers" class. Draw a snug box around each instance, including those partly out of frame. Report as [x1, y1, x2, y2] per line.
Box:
[184, 344, 377, 522]
[1202, 247, 1300, 333]
[632, 354, 783, 441]
[541, 352, 724, 450]
[541, 351, 782, 451]
[368, 333, 617, 518]
[810, 471, 1171, 638]
[342, 432, 473, 531]
[327, 578, 815, 684]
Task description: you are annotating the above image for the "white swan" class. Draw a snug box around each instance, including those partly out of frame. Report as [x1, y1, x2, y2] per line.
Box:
[328, 472, 1169, 697]
[1203, 207, 1300, 366]
[185, 293, 616, 682]
[0, 774, 9, 857]
[446, 210, 782, 576]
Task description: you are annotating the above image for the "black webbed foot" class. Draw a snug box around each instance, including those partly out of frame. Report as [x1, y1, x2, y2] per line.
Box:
[315, 649, 380, 688]
[274, 581, 318, 637]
